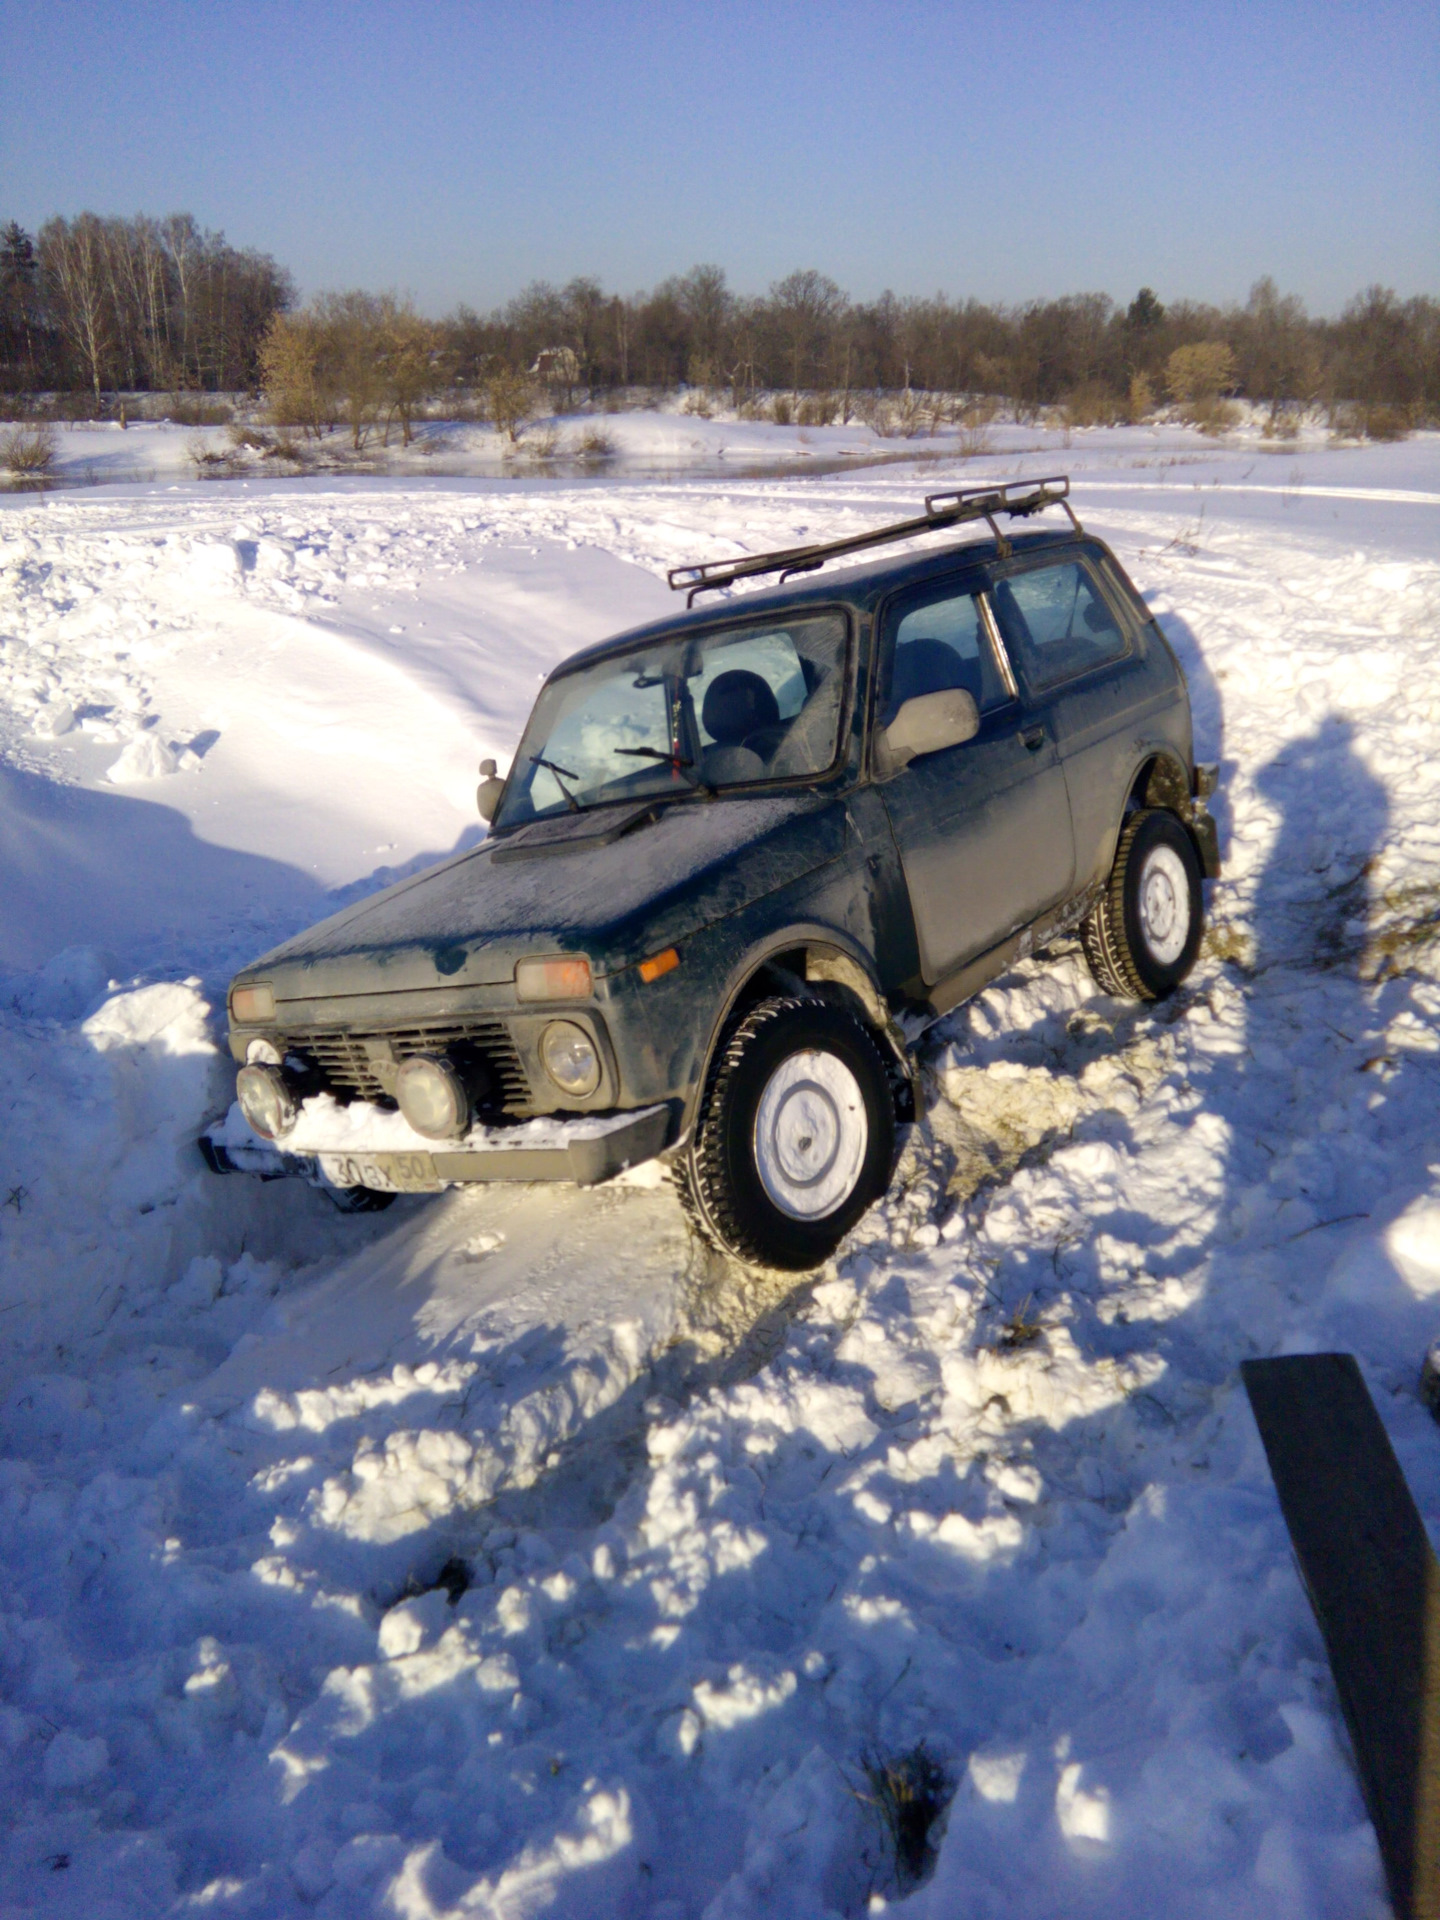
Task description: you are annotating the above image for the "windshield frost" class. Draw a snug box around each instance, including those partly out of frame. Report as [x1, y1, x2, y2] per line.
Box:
[494, 612, 848, 827]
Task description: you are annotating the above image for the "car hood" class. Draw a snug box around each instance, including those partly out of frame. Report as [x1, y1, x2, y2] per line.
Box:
[243, 792, 847, 1004]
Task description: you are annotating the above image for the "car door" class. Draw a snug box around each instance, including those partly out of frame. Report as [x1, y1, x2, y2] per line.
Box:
[988, 551, 1154, 891]
[875, 576, 1075, 985]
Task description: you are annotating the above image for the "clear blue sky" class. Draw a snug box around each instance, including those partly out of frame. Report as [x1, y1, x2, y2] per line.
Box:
[3, 0, 1436, 314]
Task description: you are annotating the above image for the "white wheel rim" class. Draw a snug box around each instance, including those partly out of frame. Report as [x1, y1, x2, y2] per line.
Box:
[753, 1048, 869, 1221]
[1137, 843, 1190, 965]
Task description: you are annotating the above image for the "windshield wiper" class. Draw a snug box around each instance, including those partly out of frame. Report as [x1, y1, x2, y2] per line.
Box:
[529, 754, 581, 811]
[614, 745, 715, 796]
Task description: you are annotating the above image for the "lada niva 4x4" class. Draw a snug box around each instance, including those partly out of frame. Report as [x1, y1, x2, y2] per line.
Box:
[211, 478, 1219, 1269]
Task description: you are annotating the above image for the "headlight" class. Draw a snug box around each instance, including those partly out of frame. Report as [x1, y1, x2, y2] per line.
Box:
[231, 982, 275, 1023]
[516, 956, 592, 1002]
[540, 1021, 600, 1097]
[236, 1062, 297, 1140]
[396, 1055, 470, 1139]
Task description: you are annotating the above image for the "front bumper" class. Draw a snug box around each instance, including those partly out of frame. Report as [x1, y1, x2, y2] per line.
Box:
[200, 1101, 673, 1193]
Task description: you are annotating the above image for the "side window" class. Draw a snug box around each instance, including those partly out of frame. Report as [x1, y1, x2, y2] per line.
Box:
[990, 561, 1128, 691]
[880, 586, 1012, 726]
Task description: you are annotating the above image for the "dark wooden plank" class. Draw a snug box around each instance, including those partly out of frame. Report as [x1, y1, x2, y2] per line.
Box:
[1242, 1353, 1440, 1919]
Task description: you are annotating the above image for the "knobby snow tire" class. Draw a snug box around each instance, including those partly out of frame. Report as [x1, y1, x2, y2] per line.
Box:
[1081, 807, 1204, 1001]
[677, 996, 897, 1271]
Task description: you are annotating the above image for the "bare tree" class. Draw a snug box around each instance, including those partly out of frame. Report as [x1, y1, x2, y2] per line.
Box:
[259, 310, 332, 436]
[0, 222, 42, 389]
[376, 297, 443, 444]
[486, 365, 535, 444]
[672, 264, 731, 385]
[559, 277, 606, 394]
[312, 292, 390, 448]
[611, 294, 632, 387]
[767, 269, 847, 398]
[1235, 278, 1316, 423]
[38, 215, 114, 402]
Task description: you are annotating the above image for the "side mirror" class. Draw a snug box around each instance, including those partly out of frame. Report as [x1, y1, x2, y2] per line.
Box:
[877, 688, 980, 774]
[476, 758, 505, 823]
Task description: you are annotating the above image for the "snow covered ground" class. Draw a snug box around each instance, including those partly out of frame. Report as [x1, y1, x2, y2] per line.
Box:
[1, 430, 1439, 1917]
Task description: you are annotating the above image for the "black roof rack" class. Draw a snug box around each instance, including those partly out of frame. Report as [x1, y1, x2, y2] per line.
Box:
[667, 475, 1080, 605]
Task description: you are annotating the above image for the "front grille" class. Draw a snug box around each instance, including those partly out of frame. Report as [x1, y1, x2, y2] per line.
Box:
[285, 1019, 531, 1112]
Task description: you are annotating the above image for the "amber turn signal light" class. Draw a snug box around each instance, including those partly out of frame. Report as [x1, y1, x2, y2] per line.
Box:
[637, 947, 680, 984]
[515, 955, 593, 1001]
[230, 983, 275, 1023]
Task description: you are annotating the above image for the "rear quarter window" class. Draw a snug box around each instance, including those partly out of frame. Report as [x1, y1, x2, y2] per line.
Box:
[990, 559, 1130, 692]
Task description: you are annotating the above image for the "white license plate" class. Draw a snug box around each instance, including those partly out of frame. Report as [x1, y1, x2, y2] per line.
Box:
[318, 1151, 441, 1193]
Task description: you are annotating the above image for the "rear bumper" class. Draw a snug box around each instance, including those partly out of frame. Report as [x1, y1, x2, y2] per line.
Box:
[1189, 801, 1221, 879]
[200, 1102, 673, 1193]
[1188, 767, 1222, 879]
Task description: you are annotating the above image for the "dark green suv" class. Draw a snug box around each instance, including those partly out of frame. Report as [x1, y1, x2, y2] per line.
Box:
[210, 479, 1218, 1269]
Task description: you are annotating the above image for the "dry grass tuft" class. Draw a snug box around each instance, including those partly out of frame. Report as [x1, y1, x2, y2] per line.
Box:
[797, 391, 839, 426]
[522, 424, 562, 462]
[1202, 920, 1254, 970]
[187, 437, 247, 477]
[167, 397, 233, 427]
[1328, 402, 1412, 445]
[1360, 880, 1440, 981]
[997, 1293, 1043, 1350]
[2, 425, 56, 475]
[858, 1742, 952, 1888]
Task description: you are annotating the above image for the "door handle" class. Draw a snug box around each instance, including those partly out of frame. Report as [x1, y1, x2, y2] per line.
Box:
[1021, 724, 1046, 751]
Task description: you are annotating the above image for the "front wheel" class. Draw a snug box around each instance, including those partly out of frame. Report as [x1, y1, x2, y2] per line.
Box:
[322, 1183, 398, 1214]
[678, 997, 897, 1270]
[1081, 807, 1204, 1000]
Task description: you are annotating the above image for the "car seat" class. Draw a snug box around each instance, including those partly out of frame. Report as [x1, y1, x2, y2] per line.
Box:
[889, 637, 984, 714]
[702, 669, 781, 745]
[700, 669, 783, 785]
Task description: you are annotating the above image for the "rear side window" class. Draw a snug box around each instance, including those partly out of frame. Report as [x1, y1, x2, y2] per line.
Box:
[990, 561, 1128, 691]
[879, 585, 1012, 725]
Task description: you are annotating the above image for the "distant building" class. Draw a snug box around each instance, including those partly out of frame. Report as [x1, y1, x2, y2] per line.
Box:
[530, 347, 580, 383]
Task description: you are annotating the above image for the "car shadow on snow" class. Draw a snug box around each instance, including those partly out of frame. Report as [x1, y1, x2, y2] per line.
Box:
[891, 712, 1440, 1912]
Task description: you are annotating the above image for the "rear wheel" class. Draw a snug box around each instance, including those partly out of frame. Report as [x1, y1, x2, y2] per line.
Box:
[1081, 808, 1203, 1000]
[678, 997, 896, 1270]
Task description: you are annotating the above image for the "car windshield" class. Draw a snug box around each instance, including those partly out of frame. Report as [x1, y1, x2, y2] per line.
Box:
[493, 611, 849, 827]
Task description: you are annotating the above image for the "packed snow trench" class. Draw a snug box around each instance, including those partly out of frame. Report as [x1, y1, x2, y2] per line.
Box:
[2, 432, 1440, 1918]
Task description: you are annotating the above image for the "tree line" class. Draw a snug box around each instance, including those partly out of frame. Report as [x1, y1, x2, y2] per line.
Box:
[3, 212, 1437, 426]
[458, 269, 1438, 425]
[1, 215, 292, 399]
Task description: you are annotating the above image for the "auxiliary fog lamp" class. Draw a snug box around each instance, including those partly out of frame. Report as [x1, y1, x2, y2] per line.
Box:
[236, 1062, 298, 1141]
[395, 1054, 473, 1141]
